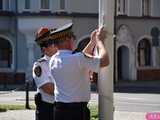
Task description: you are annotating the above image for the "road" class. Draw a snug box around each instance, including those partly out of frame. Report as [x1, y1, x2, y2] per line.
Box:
[114, 93, 160, 112]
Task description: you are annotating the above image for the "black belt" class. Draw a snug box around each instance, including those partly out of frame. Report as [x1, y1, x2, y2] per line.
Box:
[55, 102, 88, 109]
[41, 100, 54, 106]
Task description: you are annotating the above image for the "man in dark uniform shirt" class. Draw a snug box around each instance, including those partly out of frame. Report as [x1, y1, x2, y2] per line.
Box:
[33, 27, 57, 120]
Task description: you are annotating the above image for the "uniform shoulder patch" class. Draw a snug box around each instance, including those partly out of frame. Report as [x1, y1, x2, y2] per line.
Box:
[34, 66, 42, 77]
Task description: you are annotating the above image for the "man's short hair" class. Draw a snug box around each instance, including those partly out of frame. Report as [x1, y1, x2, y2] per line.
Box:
[49, 23, 74, 45]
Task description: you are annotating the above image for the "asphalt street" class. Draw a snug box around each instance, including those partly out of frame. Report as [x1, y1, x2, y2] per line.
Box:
[114, 93, 160, 112]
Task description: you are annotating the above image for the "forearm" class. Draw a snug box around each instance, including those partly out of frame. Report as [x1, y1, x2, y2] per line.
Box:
[82, 30, 97, 56]
[40, 83, 54, 95]
[97, 40, 109, 67]
[82, 40, 96, 56]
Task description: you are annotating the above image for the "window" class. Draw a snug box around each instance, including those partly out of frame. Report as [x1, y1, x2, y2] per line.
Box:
[117, 0, 127, 15]
[117, 0, 121, 14]
[142, 0, 150, 16]
[0, 0, 3, 10]
[0, 38, 12, 68]
[41, 0, 49, 9]
[4, 0, 10, 11]
[138, 39, 151, 67]
[60, 0, 65, 10]
[25, 0, 30, 9]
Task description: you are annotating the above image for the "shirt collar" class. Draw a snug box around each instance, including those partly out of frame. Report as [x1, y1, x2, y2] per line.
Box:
[58, 50, 72, 54]
[43, 55, 51, 61]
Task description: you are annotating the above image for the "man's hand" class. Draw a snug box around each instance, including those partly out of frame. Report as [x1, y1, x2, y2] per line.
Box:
[96, 26, 107, 42]
[90, 29, 97, 44]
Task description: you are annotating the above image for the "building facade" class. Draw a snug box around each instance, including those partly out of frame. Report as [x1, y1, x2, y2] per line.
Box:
[1, 0, 160, 84]
[115, 0, 160, 81]
[0, 0, 98, 84]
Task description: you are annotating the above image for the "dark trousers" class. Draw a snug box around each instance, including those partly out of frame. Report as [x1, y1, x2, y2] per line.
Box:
[36, 101, 54, 120]
[54, 102, 90, 120]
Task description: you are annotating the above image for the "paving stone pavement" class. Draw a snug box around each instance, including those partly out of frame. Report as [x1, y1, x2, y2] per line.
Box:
[0, 110, 147, 120]
[0, 110, 35, 120]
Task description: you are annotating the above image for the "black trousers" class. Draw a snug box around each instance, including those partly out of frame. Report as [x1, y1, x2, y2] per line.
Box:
[54, 102, 90, 120]
[36, 101, 54, 120]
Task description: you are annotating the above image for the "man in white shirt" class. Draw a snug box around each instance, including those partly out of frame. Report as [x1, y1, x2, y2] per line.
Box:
[49, 23, 109, 120]
[33, 27, 57, 120]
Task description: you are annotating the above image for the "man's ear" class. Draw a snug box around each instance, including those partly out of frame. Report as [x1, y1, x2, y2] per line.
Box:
[65, 37, 70, 41]
[42, 47, 46, 53]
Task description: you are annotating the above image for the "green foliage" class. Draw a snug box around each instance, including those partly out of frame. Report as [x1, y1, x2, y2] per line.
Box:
[89, 105, 98, 120]
[0, 104, 36, 111]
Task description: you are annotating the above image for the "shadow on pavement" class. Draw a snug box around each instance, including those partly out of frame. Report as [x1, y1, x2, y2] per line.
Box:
[114, 80, 160, 94]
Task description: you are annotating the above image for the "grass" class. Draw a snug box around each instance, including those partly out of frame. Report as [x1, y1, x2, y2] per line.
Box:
[0, 104, 36, 111]
[0, 104, 98, 120]
[89, 105, 98, 120]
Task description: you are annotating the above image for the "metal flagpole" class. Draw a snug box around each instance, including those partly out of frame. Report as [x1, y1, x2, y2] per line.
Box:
[98, 0, 115, 119]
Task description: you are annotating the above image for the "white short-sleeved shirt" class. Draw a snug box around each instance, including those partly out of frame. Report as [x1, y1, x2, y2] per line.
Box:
[32, 55, 55, 103]
[49, 50, 100, 103]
